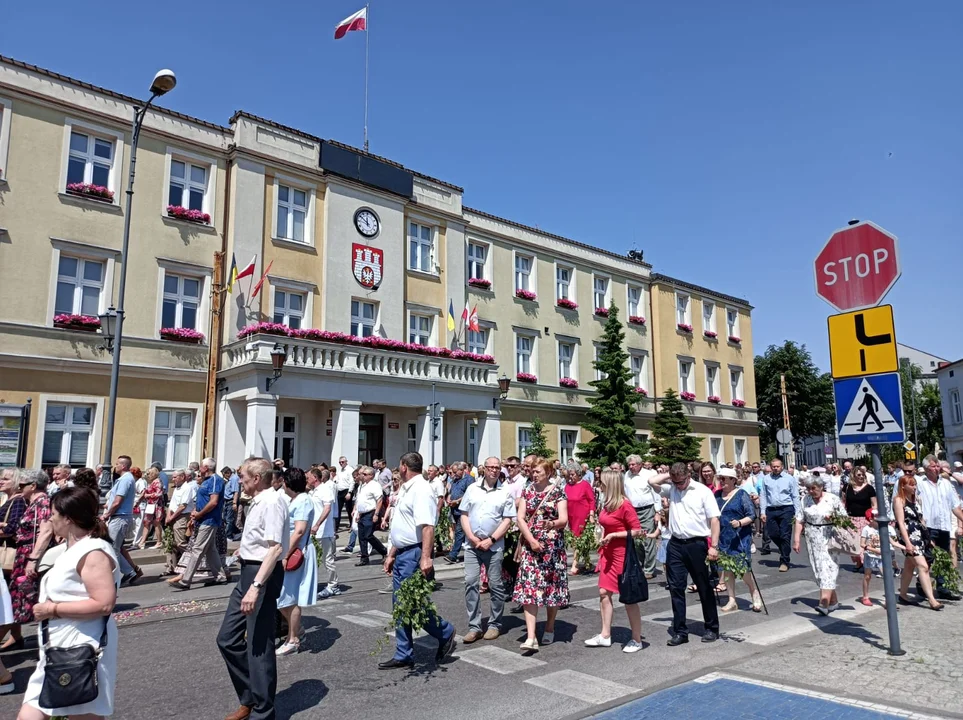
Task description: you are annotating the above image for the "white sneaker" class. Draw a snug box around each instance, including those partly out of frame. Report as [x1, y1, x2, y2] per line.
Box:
[583, 634, 612, 647]
[827, 603, 839, 614]
[541, 631, 554, 645]
[275, 641, 299, 656]
[623, 640, 643, 653]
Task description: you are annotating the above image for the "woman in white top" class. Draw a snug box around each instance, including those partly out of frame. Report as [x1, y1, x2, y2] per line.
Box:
[792, 477, 842, 615]
[0, 570, 13, 694]
[19, 485, 120, 720]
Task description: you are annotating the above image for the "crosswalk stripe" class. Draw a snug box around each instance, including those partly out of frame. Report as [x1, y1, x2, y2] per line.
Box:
[361, 610, 393, 619]
[456, 645, 547, 674]
[337, 614, 385, 628]
[733, 600, 878, 646]
[572, 585, 669, 611]
[524, 669, 636, 704]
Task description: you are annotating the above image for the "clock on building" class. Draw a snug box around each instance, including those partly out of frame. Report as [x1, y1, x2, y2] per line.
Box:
[354, 208, 380, 238]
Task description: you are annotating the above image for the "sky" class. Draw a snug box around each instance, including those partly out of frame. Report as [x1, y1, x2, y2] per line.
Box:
[3, 1, 960, 371]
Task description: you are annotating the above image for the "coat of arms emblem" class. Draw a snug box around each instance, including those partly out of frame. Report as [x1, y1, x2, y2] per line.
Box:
[352, 243, 383, 289]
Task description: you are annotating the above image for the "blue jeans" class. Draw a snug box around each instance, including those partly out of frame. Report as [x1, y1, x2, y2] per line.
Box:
[464, 545, 505, 632]
[392, 545, 453, 662]
[107, 516, 135, 576]
[447, 515, 466, 561]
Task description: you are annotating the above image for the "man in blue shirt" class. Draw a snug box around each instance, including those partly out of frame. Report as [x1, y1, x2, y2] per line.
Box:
[221, 466, 241, 540]
[444, 462, 472, 564]
[174, 458, 227, 589]
[760, 458, 801, 572]
[102, 455, 138, 584]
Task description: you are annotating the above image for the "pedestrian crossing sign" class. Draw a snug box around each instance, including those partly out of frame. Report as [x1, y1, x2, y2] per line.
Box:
[834, 371, 905, 444]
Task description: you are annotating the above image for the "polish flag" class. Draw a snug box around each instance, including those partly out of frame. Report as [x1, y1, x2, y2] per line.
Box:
[461, 300, 471, 325]
[235, 256, 256, 281]
[468, 306, 480, 332]
[334, 7, 367, 39]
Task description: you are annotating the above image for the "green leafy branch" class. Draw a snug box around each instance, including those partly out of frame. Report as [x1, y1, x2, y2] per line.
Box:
[162, 526, 177, 554]
[829, 509, 855, 530]
[930, 547, 961, 594]
[435, 508, 452, 550]
[372, 570, 439, 655]
[709, 550, 749, 577]
[312, 536, 324, 566]
[565, 519, 598, 568]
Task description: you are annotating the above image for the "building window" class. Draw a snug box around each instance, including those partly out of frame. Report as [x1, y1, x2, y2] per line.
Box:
[55, 255, 104, 317]
[42, 403, 93, 467]
[951, 389, 962, 425]
[676, 293, 691, 326]
[726, 307, 740, 338]
[558, 341, 575, 381]
[467, 328, 488, 356]
[710, 437, 723, 466]
[703, 301, 716, 334]
[514, 254, 533, 293]
[468, 422, 478, 467]
[679, 359, 692, 394]
[627, 285, 643, 318]
[277, 184, 308, 243]
[556, 265, 573, 301]
[593, 276, 609, 309]
[734, 438, 747, 465]
[408, 222, 433, 273]
[0, 97, 10, 182]
[162, 273, 201, 330]
[516, 334, 534, 375]
[467, 242, 487, 282]
[706, 363, 719, 398]
[273, 289, 305, 329]
[409, 313, 433, 346]
[66, 130, 114, 190]
[730, 367, 744, 401]
[274, 415, 297, 468]
[518, 426, 533, 457]
[151, 408, 193, 469]
[560, 430, 578, 464]
[595, 345, 605, 381]
[169, 158, 208, 212]
[630, 353, 647, 390]
[351, 300, 377, 338]
[407, 423, 417, 453]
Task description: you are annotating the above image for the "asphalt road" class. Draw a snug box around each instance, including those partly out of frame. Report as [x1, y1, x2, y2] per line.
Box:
[0, 543, 896, 720]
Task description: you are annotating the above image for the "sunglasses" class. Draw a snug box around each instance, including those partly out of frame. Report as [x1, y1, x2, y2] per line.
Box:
[505, 463, 519, 468]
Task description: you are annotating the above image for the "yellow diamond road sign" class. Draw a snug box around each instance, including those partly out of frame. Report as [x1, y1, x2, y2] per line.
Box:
[903, 441, 915, 451]
[828, 305, 899, 379]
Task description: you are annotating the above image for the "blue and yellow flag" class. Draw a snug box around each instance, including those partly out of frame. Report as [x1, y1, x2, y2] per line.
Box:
[447, 300, 456, 332]
[227, 253, 239, 293]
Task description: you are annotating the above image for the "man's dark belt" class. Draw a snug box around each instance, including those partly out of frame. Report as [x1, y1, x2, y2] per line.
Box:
[671, 536, 709, 544]
[395, 543, 421, 553]
[768, 505, 793, 510]
[240, 558, 262, 566]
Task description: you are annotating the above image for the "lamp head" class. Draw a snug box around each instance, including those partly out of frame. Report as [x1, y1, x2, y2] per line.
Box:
[497, 374, 511, 398]
[150, 69, 177, 96]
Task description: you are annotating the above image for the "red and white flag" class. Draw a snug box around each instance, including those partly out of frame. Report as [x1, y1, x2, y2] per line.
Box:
[251, 260, 274, 298]
[468, 305, 480, 332]
[461, 300, 470, 325]
[334, 7, 367, 39]
[235, 256, 256, 281]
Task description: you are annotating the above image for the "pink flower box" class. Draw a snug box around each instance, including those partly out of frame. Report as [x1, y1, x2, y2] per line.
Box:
[633, 387, 648, 397]
[160, 327, 205, 344]
[704, 330, 718, 339]
[680, 391, 696, 401]
[594, 307, 609, 317]
[468, 277, 492, 290]
[707, 395, 721, 404]
[677, 323, 693, 333]
[556, 297, 578, 310]
[559, 378, 579, 389]
[728, 335, 742, 344]
[66, 182, 114, 202]
[167, 205, 211, 224]
[53, 313, 100, 331]
[516, 372, 538, 384]
[515, 289, 537, 301]
[732, 399, 746, 408]
[628, 315, 646, 326]
[238, 322, 291, 339]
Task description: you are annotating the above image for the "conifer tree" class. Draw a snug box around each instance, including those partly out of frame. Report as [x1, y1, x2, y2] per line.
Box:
[528, 416, 554, 460]
[648, 388, 703, 465]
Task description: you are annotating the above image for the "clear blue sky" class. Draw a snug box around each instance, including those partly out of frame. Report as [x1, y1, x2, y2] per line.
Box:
[4, 1, 960, 371]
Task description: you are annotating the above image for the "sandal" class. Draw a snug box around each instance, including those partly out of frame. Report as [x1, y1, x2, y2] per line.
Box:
[720, 600, 739, 612]
[714, 583, 728, 594]
[751, 594, 763, 613]
[686, 584, 699, 594]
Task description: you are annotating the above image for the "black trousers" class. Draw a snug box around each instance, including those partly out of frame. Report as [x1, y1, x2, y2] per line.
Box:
[358, 510, 387, 560]
[930, 529, 952, 590]
[666, 537, 719, 638]
[765, 505, 794, 565]
[337, 489, 354, 530]
[217, 560, 284, 720]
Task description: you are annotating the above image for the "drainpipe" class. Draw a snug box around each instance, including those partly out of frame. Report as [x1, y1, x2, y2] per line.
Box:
[648, 282, 659, 414]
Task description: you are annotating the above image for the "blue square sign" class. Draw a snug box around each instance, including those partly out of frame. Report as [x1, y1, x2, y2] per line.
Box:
[834, 371, 905, 444]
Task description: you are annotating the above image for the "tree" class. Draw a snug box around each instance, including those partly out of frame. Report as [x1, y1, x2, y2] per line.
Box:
[528, 416, 554, 460]
[577, 302, 648, 467]
[877, 359, 944, 460]
[648, 388, 703, 465]
[754, 341, 835, 453]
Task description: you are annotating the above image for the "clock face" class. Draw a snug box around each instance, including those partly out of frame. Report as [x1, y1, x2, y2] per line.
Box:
[354, 209, 380, 238]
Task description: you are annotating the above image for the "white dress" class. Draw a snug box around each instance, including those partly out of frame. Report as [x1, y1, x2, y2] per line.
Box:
[0, 571, 12, 625]
[797, 492, 842, 590]
[23, 536, 121, 716]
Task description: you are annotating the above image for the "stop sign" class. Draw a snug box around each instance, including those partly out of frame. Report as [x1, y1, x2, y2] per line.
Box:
[813, 220, 900, 312]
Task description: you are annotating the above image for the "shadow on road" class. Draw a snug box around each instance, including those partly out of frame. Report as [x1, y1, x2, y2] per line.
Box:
[277, 678, 329, 719]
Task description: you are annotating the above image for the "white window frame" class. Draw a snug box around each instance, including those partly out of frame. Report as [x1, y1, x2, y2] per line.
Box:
[273, 288, 306, 329]
[729, 365, 745, 402]
[705, 362, 720, 398]
[515, 330, 538, 376]
[59, 118, 125, 205]
[703, 300, 716, 334]
[726, 307, 741, 339]
[557, 339, 577, 382]
[514, 251, 535, 293]
[676, 292, 691, 326]
[467, 325, 490, 356]
[517, 424, 533, 457]
[626, 283, 644, 318]
[555, 262, 575, 302]
[733, 437, 748, 465]
[951, 388, 962, 425]
[40, 402, 96, 467]
[34, 394, 105, 468]
[709, 436, 724, 467]
[0, 96, 12, 183]
[593, 275, 610, 310]
[268, 275, 315, 330]
[678, 357, 693, 395]
[149, 401, 202, 470]
[407, 423, 418, 453]
[275, 414, 299, 468]
[270, 174, 316, 246]
[630, 351, 648, 391]
[351, 298, 379, 338]
[54, 254, 106, 318]
[408, 312, 434, 346]
[407, 218, 437, 275]
[162, 147, 218, 224]
[160, 272, 203, 331]
[467, 239, 490, 284]
[154, 259, 212, 340]
[594, 343, 605, 381]
[47, 239, 119, 326]
[558, 427, 579, 465]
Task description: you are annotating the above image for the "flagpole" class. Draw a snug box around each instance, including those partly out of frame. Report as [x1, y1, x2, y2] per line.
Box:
[363, 3, 370, 152]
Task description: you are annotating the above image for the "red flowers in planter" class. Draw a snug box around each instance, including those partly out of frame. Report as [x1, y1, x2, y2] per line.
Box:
[237, 322, 291, 339]
[728, 335, 742, 344]
[559, 377, 579, 389]
[594, 307, 609, 317]
[680, 391, 696, 401]
[167, 205, 211, 224]
[515, 289, 537, 301]
[633, 387, 648, 397]
[468, 277, 492, 290]
[516, 372, 537, 384]
[732, 399, 746, 408]
[677, 323, 693, 333]
[53, 313, 101, 331]
[708, 395, 721, 404]
[160, 327, 205, 343]
[628, 315, 646, 326]
[556, 297, 578, 310]
[704, 330, 718, 339]
[66, 183, 114, 201]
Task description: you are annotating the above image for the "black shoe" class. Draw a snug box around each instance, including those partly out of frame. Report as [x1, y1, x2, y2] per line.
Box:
[378, 658, 415, 670]
[666, 634, 688, 646]
[938, 589, 962, 601]
[759, 549, 772, 555]
[443, 556, 457, 565]
[702, 631, 719, 643]
[170, 581, 191, 591]
[510, 604, 524, 614]
[355, 560, 370, 567]
[436, 633, 457, 661]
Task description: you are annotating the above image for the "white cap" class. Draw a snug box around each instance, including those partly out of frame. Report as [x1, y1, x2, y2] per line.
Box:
[716, 468, 738, 480]
[954, 461, 962, 469]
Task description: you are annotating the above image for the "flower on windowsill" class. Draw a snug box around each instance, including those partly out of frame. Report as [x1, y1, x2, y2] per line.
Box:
[160, 327, 205, 344]
[677, 323, 693, 333]
[628, 315, 646, 325]
[237, 322, 292, 339]
[516, 372, 538, 384]
[633, 387, 648, 397]
[704, 330, 718, 339]
[65, 182, 114, 202]
[556, 297, 578, 310]
[167, 205, 211, 225]
[559, 377, 579, 389]
[468, 277, 492, 290]
[515, 289, 537, 301]
[732, 399, 746, 408]
[594, 307, 609, 317]
[728, 335, 742, 344]
[707, 395, 721, 404]
[53, 313, 101, 331]
[680, 391, 696, 401]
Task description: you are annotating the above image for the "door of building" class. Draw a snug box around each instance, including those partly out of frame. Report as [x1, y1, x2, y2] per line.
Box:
[358, 413, 384, 467]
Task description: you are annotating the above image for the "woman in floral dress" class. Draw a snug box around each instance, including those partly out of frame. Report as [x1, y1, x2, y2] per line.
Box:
[513, 459, 569, 655]
[8, 470, 51, 644]
[892, 474, 943, 610]
[792, 476, 842, 615]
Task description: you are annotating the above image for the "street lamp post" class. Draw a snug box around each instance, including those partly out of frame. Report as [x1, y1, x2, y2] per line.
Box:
[99, 69, 176, 488]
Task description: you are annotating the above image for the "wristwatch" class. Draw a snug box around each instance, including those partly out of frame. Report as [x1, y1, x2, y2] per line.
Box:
[252, 580, 264, 590]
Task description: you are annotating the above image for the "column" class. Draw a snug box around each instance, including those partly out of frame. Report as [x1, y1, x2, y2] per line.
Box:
[417, 405, 445, 466]
[245, 395, 277, 460]
[477, 410, 502, 462]
[331, 400, 361, 466]
[216, 398, 246, 467]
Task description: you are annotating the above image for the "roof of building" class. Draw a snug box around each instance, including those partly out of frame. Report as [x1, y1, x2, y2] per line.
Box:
[937, 358, 963, 373]
[464, 206, 652, 270]
[0, 54, 232, 133]
[650, 272, 753, 309]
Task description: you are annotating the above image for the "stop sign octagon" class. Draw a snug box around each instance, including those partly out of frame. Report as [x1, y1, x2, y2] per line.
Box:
[813, 220, 901, 312]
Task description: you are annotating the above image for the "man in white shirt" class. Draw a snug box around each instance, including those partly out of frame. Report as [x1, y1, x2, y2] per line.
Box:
[379, 452, 456, 670]
[354, 466, 388, 566]
[624, 454, 659, 579]
[164, 469, 195, 577]
[649, 462, 721, 646]
[459, 456, 517, 643]
[217, 457, 289, 720]
[334, 456, 356, 531]
[916, 455, 963, 600]
[308, 467, 340, 598]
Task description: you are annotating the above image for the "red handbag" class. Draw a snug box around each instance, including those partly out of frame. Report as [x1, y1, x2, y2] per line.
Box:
[284, 548, 304, 571]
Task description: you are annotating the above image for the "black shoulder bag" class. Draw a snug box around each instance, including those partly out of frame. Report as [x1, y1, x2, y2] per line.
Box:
[617, 535, 649, 605]
[39, 615, 107, 709]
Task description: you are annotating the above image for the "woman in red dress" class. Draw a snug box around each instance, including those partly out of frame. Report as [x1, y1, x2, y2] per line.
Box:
[564, 465, 596, 575]
[584, 469, 644, 652]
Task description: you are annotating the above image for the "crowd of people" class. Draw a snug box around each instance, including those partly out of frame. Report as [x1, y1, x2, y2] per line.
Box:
[0, 450, 961, 719]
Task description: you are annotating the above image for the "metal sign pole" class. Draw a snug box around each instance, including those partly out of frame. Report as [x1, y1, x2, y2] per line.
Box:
[870, 443, 903, 655]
